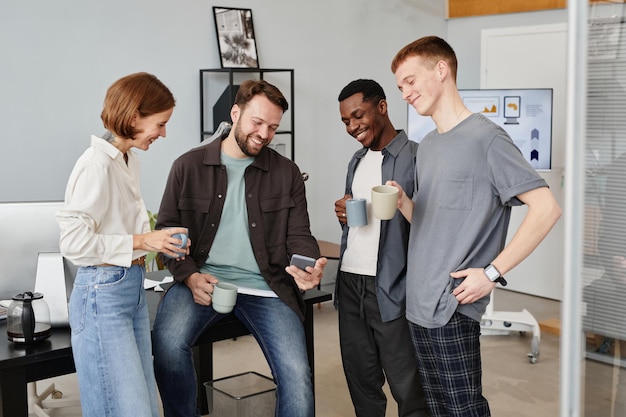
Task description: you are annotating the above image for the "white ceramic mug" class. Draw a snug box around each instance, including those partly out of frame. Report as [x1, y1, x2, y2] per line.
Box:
[211, 282, 238, 314]
[371, 185, 399, 220]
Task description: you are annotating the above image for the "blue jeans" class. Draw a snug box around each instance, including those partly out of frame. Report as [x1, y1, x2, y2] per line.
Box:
[152, 282, 314, 417]
[69, 265, 159, 417]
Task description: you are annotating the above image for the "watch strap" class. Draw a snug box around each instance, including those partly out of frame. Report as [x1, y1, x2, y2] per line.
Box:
[484, 264, 507, 287]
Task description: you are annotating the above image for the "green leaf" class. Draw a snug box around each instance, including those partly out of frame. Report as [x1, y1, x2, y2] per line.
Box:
[145, 210, 165, 271]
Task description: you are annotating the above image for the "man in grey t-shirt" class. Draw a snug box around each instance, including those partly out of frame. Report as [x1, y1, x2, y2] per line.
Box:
[389, 36, 561, 417]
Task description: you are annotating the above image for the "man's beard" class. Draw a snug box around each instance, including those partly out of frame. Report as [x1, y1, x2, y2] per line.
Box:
[234, 123, 263, 157]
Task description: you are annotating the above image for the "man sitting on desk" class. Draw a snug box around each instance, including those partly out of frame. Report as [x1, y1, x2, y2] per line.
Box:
[152, 79, 327, 417]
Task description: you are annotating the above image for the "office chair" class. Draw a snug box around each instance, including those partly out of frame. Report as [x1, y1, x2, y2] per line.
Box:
[480, 289, 541, 363]
[202, 121, 232, 143]
[28, 253, 81, 416]
[28, 379, 81, 417]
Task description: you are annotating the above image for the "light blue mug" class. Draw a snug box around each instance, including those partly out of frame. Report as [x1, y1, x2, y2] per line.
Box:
[164, 227, 188, 258]
[345, 198, 368, 227]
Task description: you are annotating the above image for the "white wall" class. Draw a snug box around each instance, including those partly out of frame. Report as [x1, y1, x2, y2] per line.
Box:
[447, 11, 568, 300]
[481, 24, 567, 301]
[447, 9, 568, 90]
[0, 0, 446, 244]
[2, 2, 575, 299]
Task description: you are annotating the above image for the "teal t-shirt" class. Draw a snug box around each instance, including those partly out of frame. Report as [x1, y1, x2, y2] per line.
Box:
[200, 152, 274, 294]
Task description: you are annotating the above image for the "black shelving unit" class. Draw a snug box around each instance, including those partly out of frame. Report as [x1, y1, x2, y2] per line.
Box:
[199, 68, 295, 160]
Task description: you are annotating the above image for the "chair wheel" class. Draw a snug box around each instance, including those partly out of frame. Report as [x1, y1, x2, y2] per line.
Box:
[527, 351, 539, 364]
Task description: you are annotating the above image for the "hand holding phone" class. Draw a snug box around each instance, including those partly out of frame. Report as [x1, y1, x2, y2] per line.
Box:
[290, 254, 316, 270]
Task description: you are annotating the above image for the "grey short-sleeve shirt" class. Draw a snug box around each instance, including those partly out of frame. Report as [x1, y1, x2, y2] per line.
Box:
[406, 113, 547, 328]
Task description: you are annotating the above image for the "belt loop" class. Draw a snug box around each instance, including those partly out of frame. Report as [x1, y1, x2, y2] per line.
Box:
[96, 255, 146, 267]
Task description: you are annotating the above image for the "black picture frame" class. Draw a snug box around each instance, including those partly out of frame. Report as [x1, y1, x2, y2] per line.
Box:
[213, 7, 259, 69]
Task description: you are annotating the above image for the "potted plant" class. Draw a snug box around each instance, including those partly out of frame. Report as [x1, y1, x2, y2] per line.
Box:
[145, 210, 166, 271]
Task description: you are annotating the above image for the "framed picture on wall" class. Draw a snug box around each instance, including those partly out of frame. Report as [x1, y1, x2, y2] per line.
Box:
[213, 7, 259, 68]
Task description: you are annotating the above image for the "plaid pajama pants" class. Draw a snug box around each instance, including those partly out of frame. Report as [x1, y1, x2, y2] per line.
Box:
[408, 312, 491, 417]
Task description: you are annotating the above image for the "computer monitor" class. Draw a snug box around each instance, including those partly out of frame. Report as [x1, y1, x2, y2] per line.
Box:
[0, 201, 74, 303]
[407, 88, 553, 171]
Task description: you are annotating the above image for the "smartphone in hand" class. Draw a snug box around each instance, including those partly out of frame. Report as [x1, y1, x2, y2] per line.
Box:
[290, 254, 316, 270]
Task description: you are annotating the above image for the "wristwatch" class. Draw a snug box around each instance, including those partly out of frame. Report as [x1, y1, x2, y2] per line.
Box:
[484, 264, 507, 286]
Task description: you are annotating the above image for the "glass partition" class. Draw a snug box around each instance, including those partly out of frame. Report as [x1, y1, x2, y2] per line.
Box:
[580, 2, 626, 415]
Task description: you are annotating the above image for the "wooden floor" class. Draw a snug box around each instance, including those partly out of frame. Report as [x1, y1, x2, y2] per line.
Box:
[33, 283, 626, 416]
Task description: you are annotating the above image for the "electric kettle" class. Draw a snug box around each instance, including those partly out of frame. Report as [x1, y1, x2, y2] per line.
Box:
[6, 292, 52, 344]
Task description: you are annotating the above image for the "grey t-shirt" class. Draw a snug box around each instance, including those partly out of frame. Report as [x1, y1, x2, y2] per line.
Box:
[406, 113, 547, 328]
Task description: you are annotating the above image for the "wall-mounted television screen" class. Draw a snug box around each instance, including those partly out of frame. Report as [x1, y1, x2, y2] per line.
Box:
[407, 88, 553, 171]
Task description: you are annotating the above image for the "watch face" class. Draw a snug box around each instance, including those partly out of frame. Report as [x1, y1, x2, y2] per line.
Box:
[484, 265, 500, 281]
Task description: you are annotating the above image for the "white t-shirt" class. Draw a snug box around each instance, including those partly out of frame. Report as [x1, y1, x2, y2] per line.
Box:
[340, 149, 383, 276]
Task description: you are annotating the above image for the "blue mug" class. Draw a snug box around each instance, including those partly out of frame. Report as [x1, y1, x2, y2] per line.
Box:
[164, 228, 188, 258]
[345, 198, 368, 227]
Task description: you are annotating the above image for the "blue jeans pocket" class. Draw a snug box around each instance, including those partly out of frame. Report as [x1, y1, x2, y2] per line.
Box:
[69, 283, 88, 335]
[95, 267, 128, 288]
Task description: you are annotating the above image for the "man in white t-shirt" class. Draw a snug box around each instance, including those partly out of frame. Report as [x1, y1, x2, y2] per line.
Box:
[334, 79, 429, 417]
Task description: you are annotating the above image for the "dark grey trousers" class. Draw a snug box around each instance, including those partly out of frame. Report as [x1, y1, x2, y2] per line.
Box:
[337, 271, 430, 417]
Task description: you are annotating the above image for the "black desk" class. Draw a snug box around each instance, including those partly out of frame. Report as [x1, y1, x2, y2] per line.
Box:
[0, 326, 74, 417]
[0, 276, 331, 417]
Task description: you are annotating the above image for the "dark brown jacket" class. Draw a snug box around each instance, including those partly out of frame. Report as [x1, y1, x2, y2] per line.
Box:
[156, 136, 320, 321]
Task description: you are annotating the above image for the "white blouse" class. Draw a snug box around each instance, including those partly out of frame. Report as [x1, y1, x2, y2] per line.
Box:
[56, 135, 150, 267]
